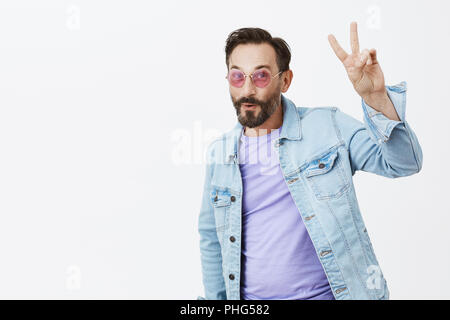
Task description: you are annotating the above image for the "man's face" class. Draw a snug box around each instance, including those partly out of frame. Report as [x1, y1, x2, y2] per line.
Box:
[228, 43, 283, 128]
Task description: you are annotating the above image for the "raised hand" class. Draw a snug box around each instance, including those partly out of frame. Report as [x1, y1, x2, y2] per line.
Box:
[328, 21, 386, 101]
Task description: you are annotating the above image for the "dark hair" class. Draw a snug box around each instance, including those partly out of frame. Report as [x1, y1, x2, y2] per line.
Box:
[225, 27, 291, 73]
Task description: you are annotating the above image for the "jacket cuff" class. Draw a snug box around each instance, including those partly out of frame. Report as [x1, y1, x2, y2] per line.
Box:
[361, 81, 407, 144]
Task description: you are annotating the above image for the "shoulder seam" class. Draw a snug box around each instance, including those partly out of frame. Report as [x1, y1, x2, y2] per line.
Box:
[331, 107, 346, 148]
[301, 106, 338, 118]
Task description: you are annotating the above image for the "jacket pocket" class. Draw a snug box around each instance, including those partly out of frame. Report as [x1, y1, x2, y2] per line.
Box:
[210, 187, 232, 244]
[302, 148, 350, 200]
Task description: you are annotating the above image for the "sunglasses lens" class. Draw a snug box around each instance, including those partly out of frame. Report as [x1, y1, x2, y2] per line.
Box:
[252, 69, 270, 88]
[229, 70, 245, 87]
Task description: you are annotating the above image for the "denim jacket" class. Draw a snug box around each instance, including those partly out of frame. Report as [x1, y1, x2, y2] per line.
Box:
[197, 81, 423, 300]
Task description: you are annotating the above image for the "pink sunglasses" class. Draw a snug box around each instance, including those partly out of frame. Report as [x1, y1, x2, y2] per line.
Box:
[226, 68, 282, 88]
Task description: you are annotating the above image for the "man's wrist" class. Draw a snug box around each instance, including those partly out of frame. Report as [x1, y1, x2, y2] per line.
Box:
[362, 89, 389, 113]
[363, 89, 401, 121]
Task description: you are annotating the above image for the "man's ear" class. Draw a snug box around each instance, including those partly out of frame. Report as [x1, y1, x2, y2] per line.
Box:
[281, 69, 293, 93]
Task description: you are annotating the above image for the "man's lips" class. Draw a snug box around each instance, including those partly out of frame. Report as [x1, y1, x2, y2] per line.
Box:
[242, 103, 258, 109]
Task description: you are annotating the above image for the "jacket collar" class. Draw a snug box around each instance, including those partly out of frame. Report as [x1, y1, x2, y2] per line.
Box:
[223, 93, 302, 164]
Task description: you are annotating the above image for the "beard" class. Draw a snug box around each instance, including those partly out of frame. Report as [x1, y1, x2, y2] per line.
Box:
[231, 87, 281, 128]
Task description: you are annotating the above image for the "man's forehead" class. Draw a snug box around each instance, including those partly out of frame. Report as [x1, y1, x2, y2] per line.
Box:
[228, 43, 277, 72]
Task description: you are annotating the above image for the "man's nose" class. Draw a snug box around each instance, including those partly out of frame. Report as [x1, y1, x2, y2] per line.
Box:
[241, 76, 256, 96]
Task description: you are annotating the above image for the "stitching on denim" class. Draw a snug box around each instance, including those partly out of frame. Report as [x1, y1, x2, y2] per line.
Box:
[345, 191, 369, 267]
[211, 184, 241, 196]
[332, 107, 363, 175]
[365, 105, 389, 142]
[331, 107, 344, 145]
[344, 190, 379, 299]
[325, 199, 368, 299]
[404, 122, 421, 172]
[297, 181, 350, 299]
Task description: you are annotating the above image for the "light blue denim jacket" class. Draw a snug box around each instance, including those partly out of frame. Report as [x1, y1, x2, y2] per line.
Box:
[197, 81, 423, 300]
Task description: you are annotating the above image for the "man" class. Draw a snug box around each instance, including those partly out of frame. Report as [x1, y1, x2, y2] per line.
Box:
[197, 22, 422, 300]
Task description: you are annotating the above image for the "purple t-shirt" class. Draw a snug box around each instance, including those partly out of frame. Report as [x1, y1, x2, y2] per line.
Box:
[238, 126, 335, 300]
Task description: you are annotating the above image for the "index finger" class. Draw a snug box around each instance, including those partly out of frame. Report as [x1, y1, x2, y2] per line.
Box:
[328, 34, 348, 62]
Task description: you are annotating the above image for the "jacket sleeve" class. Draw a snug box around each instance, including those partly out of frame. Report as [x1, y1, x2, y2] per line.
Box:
[197, 143, 227, 300]
[334, 81, 423, 178]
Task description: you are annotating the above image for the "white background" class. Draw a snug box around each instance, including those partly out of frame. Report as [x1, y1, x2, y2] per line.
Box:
[0, 0, 448, 299]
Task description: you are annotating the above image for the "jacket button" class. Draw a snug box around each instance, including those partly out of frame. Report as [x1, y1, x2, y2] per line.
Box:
[229, 274, 235, 280]
[229, 236, 235, 242]
[318, 163, 325, 169]
[230, 196, 236, 202]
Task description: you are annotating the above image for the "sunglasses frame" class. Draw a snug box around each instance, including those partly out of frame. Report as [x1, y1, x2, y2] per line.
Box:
[225, 68, 283, 88]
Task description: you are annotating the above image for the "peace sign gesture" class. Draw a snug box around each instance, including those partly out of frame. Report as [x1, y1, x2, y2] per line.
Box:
[328, 21, 386, 101]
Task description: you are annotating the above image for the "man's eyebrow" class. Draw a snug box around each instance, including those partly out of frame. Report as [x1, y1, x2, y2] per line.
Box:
[230, 64, 273, 71]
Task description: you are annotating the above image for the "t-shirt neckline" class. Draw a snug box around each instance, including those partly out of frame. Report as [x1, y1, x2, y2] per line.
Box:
[241, 126, 282, 142]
